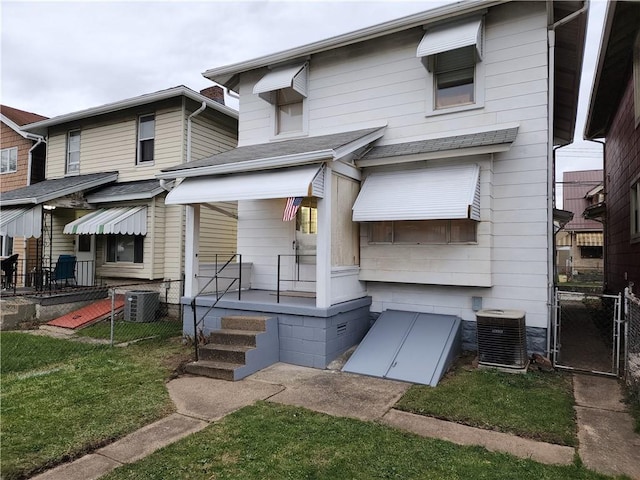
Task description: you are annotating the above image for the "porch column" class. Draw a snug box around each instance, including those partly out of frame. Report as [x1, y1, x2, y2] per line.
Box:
[316, 167, 332, 308]
[184, 204, 200, 298]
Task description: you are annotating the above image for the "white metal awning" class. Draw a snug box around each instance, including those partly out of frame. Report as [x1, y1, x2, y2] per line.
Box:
[417, 17, 483, 60]
[253, 63, 308, 103]
[0, 205, 42, 238]
[352, 164, 481, 222]
[63, 206, 147, 235]
[165, 165, 325, 205]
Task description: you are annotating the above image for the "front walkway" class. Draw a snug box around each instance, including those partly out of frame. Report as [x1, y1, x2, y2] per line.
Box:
[32, 364, 640, 480]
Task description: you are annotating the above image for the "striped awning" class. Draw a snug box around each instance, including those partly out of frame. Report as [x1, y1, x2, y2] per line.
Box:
[63, 206, 147, 235]
[576, 232, 603, 246]
[352, 164, 481, 222]
[0, 205, 42, 238]
[556, 232, 572, 247]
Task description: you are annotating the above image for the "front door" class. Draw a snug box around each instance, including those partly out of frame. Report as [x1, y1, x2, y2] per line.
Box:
[292, 198, 317, 293]
[75, 234, 95, 286]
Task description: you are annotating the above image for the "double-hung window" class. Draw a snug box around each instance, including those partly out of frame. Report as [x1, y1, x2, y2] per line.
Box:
[66, 130, 80, 174]
[1, 147, 17, 174]
[137, 114, 155, 164]
[253, 62, 308, 137]
[417, 17, 484, 114]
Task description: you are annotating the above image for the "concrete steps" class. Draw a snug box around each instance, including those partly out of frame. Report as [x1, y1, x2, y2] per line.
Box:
[185, 315, 278, 381]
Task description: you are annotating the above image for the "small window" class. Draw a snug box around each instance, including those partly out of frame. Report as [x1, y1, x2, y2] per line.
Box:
[580, 246, 603, 259]
[296, 197, 317, 234]
[632, 180, 640, 243]
[0, 147, 17, 174]
[137, 114, 155, 164]
[78, 235, 92, 253]
[66, 130, 80, 174]
[369, 220, 477, 244]
[276, 90, 303, 135]
[106, 235, 144, 263]
[434, 47, 475, 109]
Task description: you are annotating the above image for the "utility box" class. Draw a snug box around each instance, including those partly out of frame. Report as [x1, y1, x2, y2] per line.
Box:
[124, 290, 159, 323]
[476, 309, 528, 371]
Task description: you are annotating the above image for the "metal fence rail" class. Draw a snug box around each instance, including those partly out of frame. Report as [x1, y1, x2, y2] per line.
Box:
[625, 288, 640, 400]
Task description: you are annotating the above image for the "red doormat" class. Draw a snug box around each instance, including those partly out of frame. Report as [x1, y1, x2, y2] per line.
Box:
[46, 295, 125, 330]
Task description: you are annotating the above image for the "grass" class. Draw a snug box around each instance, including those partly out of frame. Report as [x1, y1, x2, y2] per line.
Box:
[102, 402, 615, 480]
[0, 332, 191, 480]
[78, 320, 183, 343]
[395, 362, 577, 446]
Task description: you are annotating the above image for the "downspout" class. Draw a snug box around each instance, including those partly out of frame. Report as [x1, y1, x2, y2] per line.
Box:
[26, 135, 45, 283]
[187, 101, 207, 164]
[588, 138, 606, 291]
[545, 1, 589, 356]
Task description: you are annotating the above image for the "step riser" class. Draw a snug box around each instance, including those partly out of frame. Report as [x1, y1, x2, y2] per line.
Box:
[185, 363, 234, 381]
[199, 347, 247, 364]
[210, 332, 256, 347]
[221, 316, 267, 332]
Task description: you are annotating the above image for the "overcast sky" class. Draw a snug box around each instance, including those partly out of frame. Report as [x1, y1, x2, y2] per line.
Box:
[1, 0, 607, 206]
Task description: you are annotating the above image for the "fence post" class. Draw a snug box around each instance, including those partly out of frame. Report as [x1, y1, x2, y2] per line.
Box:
[110, 288, 116, 347]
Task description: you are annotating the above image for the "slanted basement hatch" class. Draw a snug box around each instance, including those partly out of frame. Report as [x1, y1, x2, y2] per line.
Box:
[342, 310, 461, 386]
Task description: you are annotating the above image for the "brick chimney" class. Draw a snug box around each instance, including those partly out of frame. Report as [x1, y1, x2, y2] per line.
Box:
[200, 86, 225, 105]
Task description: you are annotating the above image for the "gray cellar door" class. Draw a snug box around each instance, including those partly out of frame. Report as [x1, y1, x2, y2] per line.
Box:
[343, 310, 461, 386]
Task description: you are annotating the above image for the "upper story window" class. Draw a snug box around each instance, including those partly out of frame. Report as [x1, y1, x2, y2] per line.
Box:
[66, 130, 81, 174]
[417, 17, 484, 115]
[253, 62, 308, 137]
[1, 147, 17, 174]
[137, 114, 155, 164]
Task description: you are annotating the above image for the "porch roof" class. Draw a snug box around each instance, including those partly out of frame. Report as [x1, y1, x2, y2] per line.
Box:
[0, 205, 42, 238]
[157, 127, 385, 179]
[0, 172, 118, 207]
[165, 165, 325, 205]
[86, 179, 167, 203]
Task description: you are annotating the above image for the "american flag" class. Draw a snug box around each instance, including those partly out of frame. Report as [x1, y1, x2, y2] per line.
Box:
[282, 197, 303, 221]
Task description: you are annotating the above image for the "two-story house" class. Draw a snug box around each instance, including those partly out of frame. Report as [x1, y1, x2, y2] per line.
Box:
[584, 1, 640, 296]
[157, 0, 587, 383]
[0, 105, 47, 284]
[556, 169, 604, 282]
[1, 86, 238, 299]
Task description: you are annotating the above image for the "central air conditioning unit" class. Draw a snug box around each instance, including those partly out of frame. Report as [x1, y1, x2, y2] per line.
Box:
[124, 290, 160, 323]
[476, 309, 528, 371]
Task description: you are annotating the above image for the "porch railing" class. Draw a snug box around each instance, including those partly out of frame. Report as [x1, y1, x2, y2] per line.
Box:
[1, 257, 96, 295]
[276, 254, 316, 303]
[190, 254, 242, 361]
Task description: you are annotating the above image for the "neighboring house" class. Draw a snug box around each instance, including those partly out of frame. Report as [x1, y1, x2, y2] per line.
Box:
[584, 1, 640, 295]
[0, 105, 47, 282]
[556, 170, 604, 281]
[158, 0, 587, 380]
[1, 86, 238, 297]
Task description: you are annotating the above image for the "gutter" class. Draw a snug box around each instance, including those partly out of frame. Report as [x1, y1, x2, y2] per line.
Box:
[545, 0, 589, 357]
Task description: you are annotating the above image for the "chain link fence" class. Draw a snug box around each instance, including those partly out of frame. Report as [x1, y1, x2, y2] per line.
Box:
[625, 289, 640, 401]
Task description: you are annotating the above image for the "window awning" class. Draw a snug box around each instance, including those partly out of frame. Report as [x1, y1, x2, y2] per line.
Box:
[417, 17, 483, 64]
[63, 206, 147, 235]
[0, 205, 42, 238]
[165, 165, 325, 205]
[352, 164, 480, 222]
[576, 232, 603, 247]
[253, 63, 308, 103]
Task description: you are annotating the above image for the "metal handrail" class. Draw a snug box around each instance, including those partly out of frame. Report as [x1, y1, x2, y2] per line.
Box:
[190, 253, 242, 361]
[276, 254, 316, 303]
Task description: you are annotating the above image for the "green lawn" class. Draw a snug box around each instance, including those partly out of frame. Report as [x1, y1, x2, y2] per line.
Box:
[103, 402, 615, 480]
[78, 320, 183, 343]
[0, 332, 190, 480]
[396, 364, 577, 446]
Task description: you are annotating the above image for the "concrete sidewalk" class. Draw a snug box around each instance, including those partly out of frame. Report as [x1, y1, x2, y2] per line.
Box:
[32, 364, 640, 480]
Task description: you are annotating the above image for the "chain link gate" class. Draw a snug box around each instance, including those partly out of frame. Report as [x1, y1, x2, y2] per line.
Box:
[552, 290, 623, 376]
